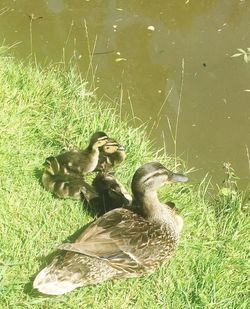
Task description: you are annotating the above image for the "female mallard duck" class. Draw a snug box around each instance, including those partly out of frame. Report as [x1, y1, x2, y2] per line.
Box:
[43, 131, 109, 177]
[90, 171, 132, 216]
[33, 162, 188, 295]
[95, 138, 126, 172]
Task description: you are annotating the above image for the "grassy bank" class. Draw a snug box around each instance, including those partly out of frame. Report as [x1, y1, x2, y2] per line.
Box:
[0, 54, 249, 309]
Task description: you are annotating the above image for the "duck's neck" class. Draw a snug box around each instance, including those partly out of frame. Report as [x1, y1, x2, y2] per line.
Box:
[86, 144, 99, 154]
[140, 190, 159, 210]
[139, 191, 164, 220]
[85, 145, 100, 170]
[138, 190, 180, 231]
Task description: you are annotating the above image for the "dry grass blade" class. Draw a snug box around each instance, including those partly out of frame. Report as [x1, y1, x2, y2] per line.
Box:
[157, 87, 173, 117]
[174, 58, 185, 165]
[245, 144, 250, 173]
[83, 19, 98, 89]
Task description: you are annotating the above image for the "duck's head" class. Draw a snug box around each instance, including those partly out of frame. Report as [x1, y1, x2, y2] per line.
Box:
[131, 162, 188, 200]
[132, 162, 188, 230]
[102, 139, 125, 154]
[90, 131, 109, 149]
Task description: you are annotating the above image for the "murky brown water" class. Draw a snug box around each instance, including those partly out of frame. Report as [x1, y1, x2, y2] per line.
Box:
[1, 0, 250, 187]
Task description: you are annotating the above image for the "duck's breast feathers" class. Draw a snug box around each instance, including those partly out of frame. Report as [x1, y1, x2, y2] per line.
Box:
[58, 208, 178, 273]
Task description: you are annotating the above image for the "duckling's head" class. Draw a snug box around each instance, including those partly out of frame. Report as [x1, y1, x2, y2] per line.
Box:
[92, 172, 116, 191]
[131, 162, 188, 200]
[92, 172, 131, 213]
[90, 131, 109, 149]
[102, 139, 125, 154]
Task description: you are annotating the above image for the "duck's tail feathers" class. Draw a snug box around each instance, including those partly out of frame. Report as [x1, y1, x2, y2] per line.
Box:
[33, 266, 81, 295]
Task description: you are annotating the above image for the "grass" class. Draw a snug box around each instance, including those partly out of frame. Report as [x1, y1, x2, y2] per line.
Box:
[0, 52, 249, 309]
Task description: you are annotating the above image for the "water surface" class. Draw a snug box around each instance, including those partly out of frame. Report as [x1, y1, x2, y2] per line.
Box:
[0, 0, 249, 187]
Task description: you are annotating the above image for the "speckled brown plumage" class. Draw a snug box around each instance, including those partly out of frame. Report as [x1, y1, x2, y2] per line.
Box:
[33, 162, 188, 295]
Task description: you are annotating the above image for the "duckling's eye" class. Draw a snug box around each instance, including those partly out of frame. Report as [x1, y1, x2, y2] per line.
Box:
[106, 146, 110, 150]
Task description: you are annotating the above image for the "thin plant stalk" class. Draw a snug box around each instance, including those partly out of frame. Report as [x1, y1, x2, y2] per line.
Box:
[29, 19, 33, 55]
[174, 58, 185, 167]
[83, 19, 97, 90]
[245, 144, 250, 173]
[119, 84, 123, 120]
[127, 90, 136, 125]
[62, 20, 75, 68]
[157, 87, 173, 117]
[0, 7, 9, 16]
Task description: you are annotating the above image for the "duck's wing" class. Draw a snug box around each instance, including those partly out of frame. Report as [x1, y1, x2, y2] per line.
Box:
[56, 149, 99, 175]
[53, 175, 98, 200]
[58, 208, 170, 273]
[44, 151, 83, 175]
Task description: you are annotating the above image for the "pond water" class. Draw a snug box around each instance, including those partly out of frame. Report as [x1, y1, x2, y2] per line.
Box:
[1, 0, 250, 188]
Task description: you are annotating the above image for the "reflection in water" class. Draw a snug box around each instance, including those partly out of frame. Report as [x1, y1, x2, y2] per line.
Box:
[47, 0, 64, 14]
[0, 0, 249, 187]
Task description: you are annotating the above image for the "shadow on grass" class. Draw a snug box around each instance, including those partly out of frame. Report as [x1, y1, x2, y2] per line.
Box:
[33, 167, 44, 187]
[84, 198, 107, 218]
[24, 221, 94, 297]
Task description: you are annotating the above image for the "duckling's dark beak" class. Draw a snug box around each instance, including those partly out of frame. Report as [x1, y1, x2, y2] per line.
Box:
[118, 144, 125, 151]
[169, 173, 188, 183]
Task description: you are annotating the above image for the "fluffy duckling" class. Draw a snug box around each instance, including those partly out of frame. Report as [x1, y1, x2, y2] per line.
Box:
[90, 172, 132, 216]
[33, 162, 188, 295]
[95, 138, 126, 172]
[43, 131, 109, 177]
[42, 131, 108, 198]
[42, 173, 98, 201]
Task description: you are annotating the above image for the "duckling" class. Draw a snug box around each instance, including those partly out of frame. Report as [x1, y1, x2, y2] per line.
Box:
[95, 138, 126, 172]
[42, 131, 108, 198]
[42, 173, 98, 201]
[43, 131, 109, 177]
[90, 172, 132, 216]
[33, 162, 188, 295]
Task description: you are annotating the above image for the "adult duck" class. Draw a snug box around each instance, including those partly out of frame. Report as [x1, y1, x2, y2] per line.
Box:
[33, 162, 188, 295]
